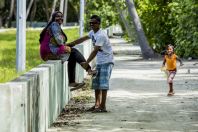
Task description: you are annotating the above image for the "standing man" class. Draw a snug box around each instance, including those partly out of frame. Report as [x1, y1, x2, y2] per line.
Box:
[67, 15, 114, 112]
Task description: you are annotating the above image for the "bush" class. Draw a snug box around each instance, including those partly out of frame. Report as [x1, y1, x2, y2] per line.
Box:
[135, 0, 198, 58]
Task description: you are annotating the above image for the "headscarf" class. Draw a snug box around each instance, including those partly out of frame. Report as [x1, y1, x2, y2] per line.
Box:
[39, 11, 67, 43]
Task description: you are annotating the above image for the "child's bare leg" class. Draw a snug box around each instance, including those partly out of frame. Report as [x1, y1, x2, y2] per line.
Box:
[167, 71, 175, 96]
[169, 83, 173, 93]
[168, 82, 175, 96]
[100, 90, 107, 110]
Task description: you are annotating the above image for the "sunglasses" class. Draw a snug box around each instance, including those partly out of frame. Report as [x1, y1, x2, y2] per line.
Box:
[89, 22, 99, 25]
[56, 15, 63, 18]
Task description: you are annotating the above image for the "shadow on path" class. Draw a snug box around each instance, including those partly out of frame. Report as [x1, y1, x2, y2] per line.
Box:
[47, 38, 198, 132]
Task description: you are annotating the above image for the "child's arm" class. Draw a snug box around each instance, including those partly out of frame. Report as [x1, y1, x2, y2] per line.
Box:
[176, 56, 184, 66]
[162, 58, 166, 67]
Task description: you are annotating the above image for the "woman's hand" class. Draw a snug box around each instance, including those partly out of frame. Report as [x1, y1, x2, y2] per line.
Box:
[64, 45, 71, 53]
[66, 42, 75, 47]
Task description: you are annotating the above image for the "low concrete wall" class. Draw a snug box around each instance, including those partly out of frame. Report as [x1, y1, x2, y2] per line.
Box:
[0, 60, 69, 132]
[0, 40, 93, 132]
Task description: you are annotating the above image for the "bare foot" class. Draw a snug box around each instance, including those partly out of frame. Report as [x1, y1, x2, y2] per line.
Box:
[81, 62, 89, 71]
[167, 91, 175, 96]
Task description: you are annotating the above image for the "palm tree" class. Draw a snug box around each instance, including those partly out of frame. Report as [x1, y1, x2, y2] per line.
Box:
[30, 0, 37, 22]
[0, 0, 5, 27]
[50, 0, 58, 20]
[5, 0, 15, 27]
[44, 0, 50, 21]
[125, 0, 154, 59]
[60, 0, 68, 26]
[115, 2, 133, 39]
[26, 0, 35, 20]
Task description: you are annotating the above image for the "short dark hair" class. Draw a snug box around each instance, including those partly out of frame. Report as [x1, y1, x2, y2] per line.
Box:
[167, 44, 174, 51]
[90, 15, 101, 24]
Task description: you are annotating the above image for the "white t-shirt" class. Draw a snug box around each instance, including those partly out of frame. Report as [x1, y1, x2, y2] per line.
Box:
[88, 29, 114, 65]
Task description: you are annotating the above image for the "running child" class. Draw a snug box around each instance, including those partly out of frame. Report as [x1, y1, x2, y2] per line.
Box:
[162, 44, 183, 96]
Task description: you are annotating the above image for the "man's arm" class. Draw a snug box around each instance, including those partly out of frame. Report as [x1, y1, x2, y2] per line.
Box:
[80, 46, 101, 71]
[67, 35, 89, 47]
[87, 46, 101, 64]
[80, 46, 100, 70]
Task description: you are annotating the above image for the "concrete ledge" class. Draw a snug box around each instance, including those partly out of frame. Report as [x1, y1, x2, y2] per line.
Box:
[0, 60, 69, 132]
[0, 37, 94, 132]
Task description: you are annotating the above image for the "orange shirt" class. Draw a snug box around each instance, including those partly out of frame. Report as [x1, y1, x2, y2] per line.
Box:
[165, 54, 177, 70]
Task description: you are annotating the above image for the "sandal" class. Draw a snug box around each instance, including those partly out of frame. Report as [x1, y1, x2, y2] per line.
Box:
[69, 82, 85, 87]
[86, 106, 96, 112]
[69, 82, 85, 91]
[92, 108, 108, 113]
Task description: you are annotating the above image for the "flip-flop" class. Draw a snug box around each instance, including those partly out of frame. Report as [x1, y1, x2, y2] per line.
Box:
[70, 82, 85, 91]
[86, 106, 96, 112]
[92, 108, 108, 113]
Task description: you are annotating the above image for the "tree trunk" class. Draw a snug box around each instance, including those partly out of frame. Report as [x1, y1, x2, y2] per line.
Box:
[5, 0, 15, 27]
[59, 0, 64, 13]
[63, 0, 68, 26]
[0, 0, 5, 27]
[0, 0, 5, 8]
[26, 0, 34, 20]
[115, 2, 133, 39]
[30, 0, 37, 23]
[50, 0, 58, 20]
[125, 0, 154, 59]
[0, 16, 2, 27]
[59, 0, 68, 26]
[44, 0, 49, 21]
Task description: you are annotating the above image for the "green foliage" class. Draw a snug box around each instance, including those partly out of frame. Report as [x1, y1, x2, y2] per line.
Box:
[169, 0, 198, 57]
[84, 0, 122, 30]
[135, 0, 173, 52]
[0, 0, 4, 8]
[0, 28, 79, 83]
[135, 0, 198, 58]
[0, 30, 21, 82]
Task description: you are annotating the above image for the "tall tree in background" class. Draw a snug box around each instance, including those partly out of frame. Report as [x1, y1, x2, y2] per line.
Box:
[5, 0, 15, 27]
[26, 0, 34, 20]
[85, 0, 120, 30]
[115, 0, 134, 40]
[44, 0, 50, 21]
[50, 0, 58, 20]
[60, 0, 68, 26]
[125, 0, 154, 58]
[30, 0, 37, 22]
[0, 0, 4, 27]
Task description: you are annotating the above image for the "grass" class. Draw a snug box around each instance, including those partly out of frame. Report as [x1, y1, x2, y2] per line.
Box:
[0, 28, 80, 83]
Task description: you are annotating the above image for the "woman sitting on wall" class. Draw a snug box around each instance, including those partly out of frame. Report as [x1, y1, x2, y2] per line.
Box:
[39, 11, 95, 87]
